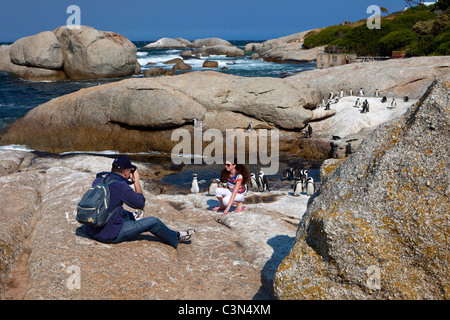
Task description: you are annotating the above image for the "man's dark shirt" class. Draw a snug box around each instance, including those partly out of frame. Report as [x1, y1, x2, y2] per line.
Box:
[86, 172, 145, 242]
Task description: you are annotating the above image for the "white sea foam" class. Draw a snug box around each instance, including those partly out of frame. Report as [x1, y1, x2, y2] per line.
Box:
[0, 144, 34, 152]
[138, 54, 182, 66]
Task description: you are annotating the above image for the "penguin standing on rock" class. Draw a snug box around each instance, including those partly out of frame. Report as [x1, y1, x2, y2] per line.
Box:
[208, 178, 220, 196]
[306, 177, 315, 196]
[329, 90, 334, 100]
[391, 99, 397, 109]
[250, 173, 259, 190]
[293, 177, 302, 196]
[282, 168, 294, 180]
[257, 171, 270, 192]
[190, 174, 199, 193]
[358, 88, 364, 97]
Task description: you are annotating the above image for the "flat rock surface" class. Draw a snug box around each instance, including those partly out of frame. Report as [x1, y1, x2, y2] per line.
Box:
[0, 151, 311, 300]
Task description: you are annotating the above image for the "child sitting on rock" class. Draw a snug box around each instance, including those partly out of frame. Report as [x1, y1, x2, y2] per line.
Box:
[212, 158, 249, 215]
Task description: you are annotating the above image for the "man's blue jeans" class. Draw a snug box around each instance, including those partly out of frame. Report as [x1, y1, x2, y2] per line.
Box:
[113, 212, 179, 248]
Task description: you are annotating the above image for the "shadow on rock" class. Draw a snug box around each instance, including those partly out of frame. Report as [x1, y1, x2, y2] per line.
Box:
[253, 235, 295, 300]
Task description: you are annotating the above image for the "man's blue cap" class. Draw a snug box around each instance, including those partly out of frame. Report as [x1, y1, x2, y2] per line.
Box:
[112, 156, 137, 170]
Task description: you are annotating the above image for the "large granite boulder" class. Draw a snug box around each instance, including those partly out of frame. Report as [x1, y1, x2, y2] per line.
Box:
[1, 71, 320, 154]
[54, 26, 138, 80]
[0, 45, 67, 81]
[9, 31, 64, 70]
[0, 26, 139, 81]
[274, 77, 450, 299]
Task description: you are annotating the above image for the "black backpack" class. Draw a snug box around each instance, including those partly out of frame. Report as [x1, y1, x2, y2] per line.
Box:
[76, 175, 119, 227]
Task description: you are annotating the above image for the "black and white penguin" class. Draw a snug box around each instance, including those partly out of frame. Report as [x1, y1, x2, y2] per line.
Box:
[355, 98, 361, 107]
[403, 96, 409, 102]
[381, 96, 387, 103]
[257, 171, 270, 191]
[208, 178, 220, 196]
[307, 124, 313, 138]
[293, 177, 302, 196]
[349, 88, 353, 96]
[391, 98, 397, 109]
[306, 177, 315, 196]
[282, 168, 294, 180]
[375, 89, 379, 97]
[190, 173, 199, 193]
[358, 88, 364, 97]
[340, 89, 344, 98]
[246, 122, 253, 132]
[250, 173, 259, 190]
[329, 90, 334, 100]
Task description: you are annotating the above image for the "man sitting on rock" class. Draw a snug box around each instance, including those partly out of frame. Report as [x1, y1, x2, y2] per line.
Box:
[85, 156, 194, 247]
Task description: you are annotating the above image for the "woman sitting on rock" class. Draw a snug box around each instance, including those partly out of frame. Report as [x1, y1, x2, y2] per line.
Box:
[212, 158, 249, 215]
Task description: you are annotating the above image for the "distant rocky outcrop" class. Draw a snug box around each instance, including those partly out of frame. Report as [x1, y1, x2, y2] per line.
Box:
[244, 29, 325, 63]
[193, 37, 233, 47]
[274, 77, 450, 299]
[0, 26, 140, 81]
[142, 37, 189, 49]
[143, 37, 243, 58]
[193, 45, 244, 58]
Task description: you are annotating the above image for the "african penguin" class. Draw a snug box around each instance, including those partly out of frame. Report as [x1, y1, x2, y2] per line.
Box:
[391, 99, 397, 109]
[208, 178, 220, 196]
[190, 174, 199, 193]
[293, 177, 302, 196]
[282, 168, 294, 181]
[306, 177, 315, 196]
[257, 171, 270, 192]
[250, 173, 259, 190]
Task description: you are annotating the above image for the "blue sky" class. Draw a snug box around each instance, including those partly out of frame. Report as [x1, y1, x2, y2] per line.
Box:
[0, 0, 411, 42]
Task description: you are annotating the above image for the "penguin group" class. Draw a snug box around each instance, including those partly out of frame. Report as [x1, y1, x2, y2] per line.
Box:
[283, 167, 316, 196]
[361, 99, 370, 113]
[249, 171, 270, 192]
